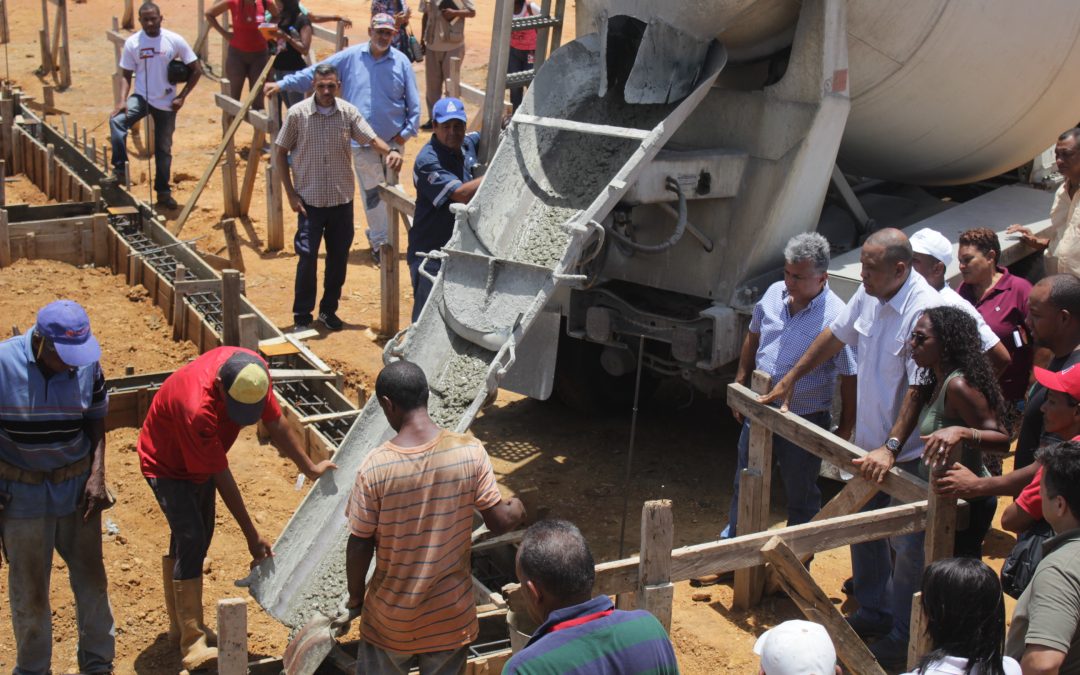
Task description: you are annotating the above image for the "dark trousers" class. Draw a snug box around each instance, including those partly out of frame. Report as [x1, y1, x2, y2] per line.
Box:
[408, 255, 442, 322]
[146, 476, 216, 580]
[294, 201, 354, 321]
[508, 47, 534, 111]
[955, 495, 998, 558]
[109, 94, 177, 196]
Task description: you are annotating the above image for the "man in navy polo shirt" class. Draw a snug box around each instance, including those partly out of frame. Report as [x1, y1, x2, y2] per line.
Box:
[0, 300, 115, 675]
[409, 96, 482, 321]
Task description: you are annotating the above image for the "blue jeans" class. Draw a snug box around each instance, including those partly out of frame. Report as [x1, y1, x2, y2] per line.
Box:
[109, 94, 177, 196]
[5, 509, 115, 674]
[293, 201, 354, 321]
[722, 411, 830, 538]
[850, 458, 924, 642]
[408, 255, 442, 322]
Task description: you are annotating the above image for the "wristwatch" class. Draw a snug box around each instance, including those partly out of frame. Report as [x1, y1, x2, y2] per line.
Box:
[885, 437, 901, 456]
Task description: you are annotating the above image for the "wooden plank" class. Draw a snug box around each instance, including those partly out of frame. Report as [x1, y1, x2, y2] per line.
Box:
[219, 80, 239, 218]
[213, 93, 271, 133]
[91, 213, 109, 267]
[379, 207, 399, 336]
[267, 368, 338, 382]
[44, 144, 54, 199]
[298, 410, 359, 424]
[925, 464, 957, 564]
[0, 159, 6, 206]
[171, 264, 187, 336]
[377, 183, 416, 218]
[221, 269, 242, 347]
[171, 57, 276, 236]
[265, 102, 284, 251]
[217, 597, 248, 675]
[25, 231, 36, 260]
[259, 330, 318, 347]
[238, 128, 265, 215]
[727, 382, 928, 503]
[284, 334, 332, 373]
[734, 371, 772, 610]
[762, 536, 887, 675]
[512, 114, 651, 141]
[593, 501, 930, 597]
[636, 499, 674, 631]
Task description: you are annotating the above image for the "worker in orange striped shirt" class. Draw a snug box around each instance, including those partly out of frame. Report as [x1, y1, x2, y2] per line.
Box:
[345, 360, 526, 674]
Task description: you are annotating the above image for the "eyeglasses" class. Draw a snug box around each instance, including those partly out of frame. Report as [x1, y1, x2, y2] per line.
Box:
[910, 331, 931, 346]
[373, 29, 396, 36]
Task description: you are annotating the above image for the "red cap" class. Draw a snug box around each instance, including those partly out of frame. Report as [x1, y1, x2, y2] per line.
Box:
[1034, 365, 1080, 401]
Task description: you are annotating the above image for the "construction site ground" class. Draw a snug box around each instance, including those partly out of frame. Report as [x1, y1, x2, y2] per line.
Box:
[0, 2, 1021, 673]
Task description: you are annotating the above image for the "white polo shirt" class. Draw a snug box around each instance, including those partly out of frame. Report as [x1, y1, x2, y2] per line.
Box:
[938, 285, 1002, 353]
[120, 28, 197, 111]
[830, 272, 942, 462]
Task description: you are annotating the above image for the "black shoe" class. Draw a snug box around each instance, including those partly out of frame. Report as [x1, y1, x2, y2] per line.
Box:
[318, 312, 343, 331]
[419, 120, 434, 131]
[842, 576, 854, 595]
[845, 612, 892, 640]
[110, 169, 126, 184]
[371, 247, 382, 267]
[292, 314, 312, 330]
[156, 194, 179, 209]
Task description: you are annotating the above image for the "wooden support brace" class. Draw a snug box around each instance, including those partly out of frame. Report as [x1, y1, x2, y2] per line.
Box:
[761, 536, 886, 675]
[635, 499, 674, 631]
[734, 371, 772, 610]
[217, 597, 248, 675]
[120, 0, 134, 30]
[220, 269, 242, 347]
[171, 57, 275, 236]
[239, 128, 265, 215]
[221, 217, 245, 272]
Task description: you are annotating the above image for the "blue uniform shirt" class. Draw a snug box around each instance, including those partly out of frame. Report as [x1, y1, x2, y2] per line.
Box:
[0, 332, 108, 518]
[409, 131, 480, 262]
[278, 42, 420, 144]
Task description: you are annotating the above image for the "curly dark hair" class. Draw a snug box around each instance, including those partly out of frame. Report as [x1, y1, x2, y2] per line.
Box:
[915, 305, 1005, 422]
[957, 228, 1001, 266]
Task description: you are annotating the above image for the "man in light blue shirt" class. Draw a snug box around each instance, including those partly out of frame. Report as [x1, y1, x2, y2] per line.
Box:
[266, 13, 421, 262]
[722, 233, 856, 538]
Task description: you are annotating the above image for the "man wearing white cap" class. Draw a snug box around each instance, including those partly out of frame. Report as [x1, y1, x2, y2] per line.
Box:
[910, 227, 1011, 372]
[754, 620, 840, 675]
[137, 346, 336, 670]
[0, 300, 115, 675]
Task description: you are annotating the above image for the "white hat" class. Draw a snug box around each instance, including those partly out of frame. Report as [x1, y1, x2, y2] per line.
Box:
[754, 620, 837, 675]
[909, 227, 954, 267]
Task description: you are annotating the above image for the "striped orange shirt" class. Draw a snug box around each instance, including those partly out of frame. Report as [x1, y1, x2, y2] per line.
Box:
[346, 430, 502, 654]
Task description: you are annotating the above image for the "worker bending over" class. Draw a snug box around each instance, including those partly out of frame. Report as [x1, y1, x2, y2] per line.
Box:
[137, 346, 335, 670]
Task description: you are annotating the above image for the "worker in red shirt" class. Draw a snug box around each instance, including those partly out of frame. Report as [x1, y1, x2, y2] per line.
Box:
[136, 346, 335, 670]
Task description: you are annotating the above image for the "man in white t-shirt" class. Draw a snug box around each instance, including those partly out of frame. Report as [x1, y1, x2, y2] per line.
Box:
[109, 3, 201, 209]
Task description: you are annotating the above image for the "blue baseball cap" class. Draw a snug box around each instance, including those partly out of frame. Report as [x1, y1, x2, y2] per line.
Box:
[433, 97, 467, 124]
[35, 300, 101, 367]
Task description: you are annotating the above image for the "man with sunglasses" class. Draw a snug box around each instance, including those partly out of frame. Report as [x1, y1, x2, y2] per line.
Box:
[0, 300, 115, 674]
[266, 13, 420, 267]
[274, 62, 401, 332]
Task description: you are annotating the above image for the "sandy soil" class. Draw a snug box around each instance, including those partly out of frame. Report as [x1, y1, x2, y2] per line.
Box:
[0, 2, 1021, 674]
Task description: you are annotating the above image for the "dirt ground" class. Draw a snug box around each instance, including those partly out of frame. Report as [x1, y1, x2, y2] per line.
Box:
[0, 1, 1022, 674]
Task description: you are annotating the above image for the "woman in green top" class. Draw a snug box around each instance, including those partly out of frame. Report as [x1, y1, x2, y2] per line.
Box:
[914, 305, 1011, 557]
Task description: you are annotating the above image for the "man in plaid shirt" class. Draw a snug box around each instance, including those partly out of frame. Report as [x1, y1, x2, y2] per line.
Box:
[274, 63, 402, 331]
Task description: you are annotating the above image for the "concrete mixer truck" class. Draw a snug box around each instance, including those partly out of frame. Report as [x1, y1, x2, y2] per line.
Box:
[483, 0, 1080, 407]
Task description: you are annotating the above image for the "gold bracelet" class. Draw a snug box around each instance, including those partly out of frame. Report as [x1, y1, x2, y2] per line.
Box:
[970, 427, 980, 447]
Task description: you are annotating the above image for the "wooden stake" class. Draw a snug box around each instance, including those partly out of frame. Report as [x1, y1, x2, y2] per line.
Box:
[171, 57, 274, 237]
[0, 159, 6, 206]
[221, 217, 245, 272]
[219, 79, 239, 216]
[25, 231, 36, 260]
[238, 127, 264, 215]
[636, 499, 674, 631]
[238, 313, 259, 351]
[44, 143, 54, 199]
[908, 592, 928, 670]
[221, 269, 242, 346]
[120, 0, 134, 30]
[171, 264, 187, 333]
[42, 84, 54, 113]
[265, 102, 284, 251]
[217, 598, 248, 675]
[761, 536, 886, 675]
[734, 370, 773, 610]
[0, 208, 9, 267]
[380, 172, 401, 336]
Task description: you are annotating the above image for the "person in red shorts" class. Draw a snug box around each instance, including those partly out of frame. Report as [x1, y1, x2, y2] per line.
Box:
[137, 346, 335, 670]
[1001, 364, 1080, 534]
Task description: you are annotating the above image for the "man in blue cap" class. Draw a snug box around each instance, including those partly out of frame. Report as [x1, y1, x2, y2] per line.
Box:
[0, 300, 115, 675]
[410, 96, 482, 321]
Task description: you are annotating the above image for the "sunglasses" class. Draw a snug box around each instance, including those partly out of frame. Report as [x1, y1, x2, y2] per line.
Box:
[910, 331, 931, 346]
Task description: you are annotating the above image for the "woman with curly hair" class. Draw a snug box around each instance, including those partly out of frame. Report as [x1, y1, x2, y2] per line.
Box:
[957, 227, 1034, 421]
[913, 305, 1011, 556]
[902, 557, 1020, 675]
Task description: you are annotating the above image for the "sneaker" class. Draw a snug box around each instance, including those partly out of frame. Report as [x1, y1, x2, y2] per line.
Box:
[370, 247, 382, 267]
[110, 168, 126, 184]
[156, 194, 179, 209]
[318, 312, 344, 331]
[419, 120, 434, 131]
[844, 612, 892, 640]
[292, 314, 312, 330]
[869, 634, 909, 671]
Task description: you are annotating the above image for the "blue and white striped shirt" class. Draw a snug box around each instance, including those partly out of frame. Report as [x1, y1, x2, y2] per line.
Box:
[0, 332, 108, 518]
[751, 281, 857, 415]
